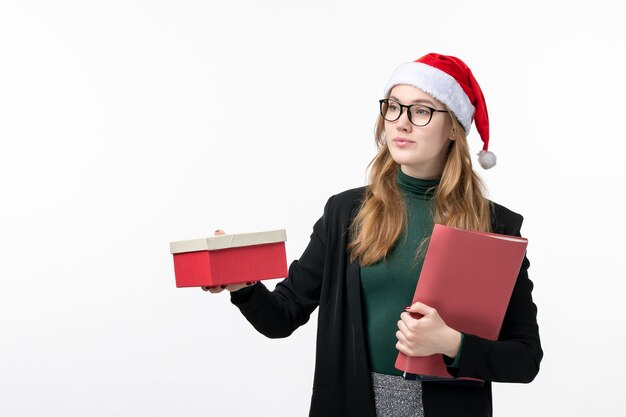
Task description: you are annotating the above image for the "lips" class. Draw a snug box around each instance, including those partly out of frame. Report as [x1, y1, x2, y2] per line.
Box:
[393, 137, 415, 146]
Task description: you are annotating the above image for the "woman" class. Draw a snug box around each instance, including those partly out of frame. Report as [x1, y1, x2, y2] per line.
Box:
[205, 53, 543, 417]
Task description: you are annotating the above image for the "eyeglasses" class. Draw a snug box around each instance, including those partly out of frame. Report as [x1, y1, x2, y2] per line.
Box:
[379, 99, 449, 127]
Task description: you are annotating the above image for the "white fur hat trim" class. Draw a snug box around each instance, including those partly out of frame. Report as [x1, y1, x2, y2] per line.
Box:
[382, 62, 475, 134]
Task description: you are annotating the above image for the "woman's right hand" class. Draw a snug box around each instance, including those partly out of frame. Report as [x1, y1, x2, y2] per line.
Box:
[200, 230, 257, 294]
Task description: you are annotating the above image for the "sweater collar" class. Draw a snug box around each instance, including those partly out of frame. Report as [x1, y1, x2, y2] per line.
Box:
[397, 168, 440, 200]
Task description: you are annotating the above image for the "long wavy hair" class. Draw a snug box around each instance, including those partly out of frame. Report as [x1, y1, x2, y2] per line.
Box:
[348, 113, 493, 266]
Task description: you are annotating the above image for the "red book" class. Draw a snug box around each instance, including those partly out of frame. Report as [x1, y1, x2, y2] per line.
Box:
[395, 224, 528, 380]
[170, 229, 288, 287]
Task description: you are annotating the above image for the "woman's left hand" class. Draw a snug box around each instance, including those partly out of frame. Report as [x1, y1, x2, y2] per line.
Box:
[396, 302, 462, 358]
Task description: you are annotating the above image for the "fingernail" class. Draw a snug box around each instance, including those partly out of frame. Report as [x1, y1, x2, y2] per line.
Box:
[405, 306, 411, 310]
[215, 230, 224, 233]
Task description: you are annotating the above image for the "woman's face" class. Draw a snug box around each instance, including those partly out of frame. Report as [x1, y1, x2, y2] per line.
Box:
[384, 84, 454, 179]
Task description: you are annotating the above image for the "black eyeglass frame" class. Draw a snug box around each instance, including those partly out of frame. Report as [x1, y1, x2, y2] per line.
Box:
[378, 99, 449, 127]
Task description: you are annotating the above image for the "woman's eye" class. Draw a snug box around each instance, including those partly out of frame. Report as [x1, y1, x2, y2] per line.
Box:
[415, 107, 429, 115]
[388, 104, 399, 111]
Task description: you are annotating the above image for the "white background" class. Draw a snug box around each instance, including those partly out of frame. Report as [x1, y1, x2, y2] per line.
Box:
[1, 0, 624, 416]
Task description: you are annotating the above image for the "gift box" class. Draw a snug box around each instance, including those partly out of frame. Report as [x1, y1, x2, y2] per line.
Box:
[170, 229, 288, 287]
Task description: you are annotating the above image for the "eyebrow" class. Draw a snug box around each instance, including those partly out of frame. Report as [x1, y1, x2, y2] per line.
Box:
[389, 95, 436, 106]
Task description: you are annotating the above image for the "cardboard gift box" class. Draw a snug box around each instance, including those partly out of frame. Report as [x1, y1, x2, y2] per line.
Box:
[170, 229, 288, 287]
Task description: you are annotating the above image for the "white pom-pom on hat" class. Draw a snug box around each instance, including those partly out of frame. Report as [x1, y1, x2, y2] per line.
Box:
[477, 150, 497, 169]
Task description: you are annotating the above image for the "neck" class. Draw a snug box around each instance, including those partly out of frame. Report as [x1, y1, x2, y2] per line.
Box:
[400, 164, 443, 180]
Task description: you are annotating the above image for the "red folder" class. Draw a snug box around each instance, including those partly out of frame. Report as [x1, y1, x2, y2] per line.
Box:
[395, 224, 528, 379]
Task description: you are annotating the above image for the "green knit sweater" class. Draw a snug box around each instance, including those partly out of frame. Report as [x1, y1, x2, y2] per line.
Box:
[361, 169, 457, 376]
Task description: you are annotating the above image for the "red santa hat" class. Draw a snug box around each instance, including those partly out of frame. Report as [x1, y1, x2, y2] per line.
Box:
[383, 53, 496, 169]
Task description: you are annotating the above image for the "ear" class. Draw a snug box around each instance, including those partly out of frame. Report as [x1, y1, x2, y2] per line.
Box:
[449, 127, 457, 141]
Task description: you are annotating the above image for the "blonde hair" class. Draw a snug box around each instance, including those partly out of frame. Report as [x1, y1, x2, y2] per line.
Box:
[348, 113, 492, 266]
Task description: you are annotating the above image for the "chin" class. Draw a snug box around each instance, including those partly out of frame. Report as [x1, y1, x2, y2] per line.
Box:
[388, 152, 416, 167]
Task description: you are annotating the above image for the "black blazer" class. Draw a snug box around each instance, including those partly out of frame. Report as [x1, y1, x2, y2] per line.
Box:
[231, 187, 542, 417]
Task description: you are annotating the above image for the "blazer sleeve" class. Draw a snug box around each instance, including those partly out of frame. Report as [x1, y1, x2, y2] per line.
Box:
[228, 196, 334, 339]
[445, 214, 543, 383]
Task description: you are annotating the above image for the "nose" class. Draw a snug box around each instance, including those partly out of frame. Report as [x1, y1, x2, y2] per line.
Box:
[394, 108, 412, 132]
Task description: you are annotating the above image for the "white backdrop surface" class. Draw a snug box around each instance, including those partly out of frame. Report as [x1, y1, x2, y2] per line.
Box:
[1, 1, 624, 416]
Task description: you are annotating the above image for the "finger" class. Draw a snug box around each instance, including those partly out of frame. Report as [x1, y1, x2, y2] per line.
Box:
[205, 281, 257, 293]
[397, 320, 419, 345]
[214, 229, 225, 236]
[395, 339, 412, 356]
[230, 282, 257, 290]
[406, 302, 436, 316]
[400, 311, 422, 327]
[396, 330, 408, 346]
[208, 285, 227, 294]
[395, 329, 410, 346]
[397, 318, 410, 334]
[225, 284, 244, 292]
